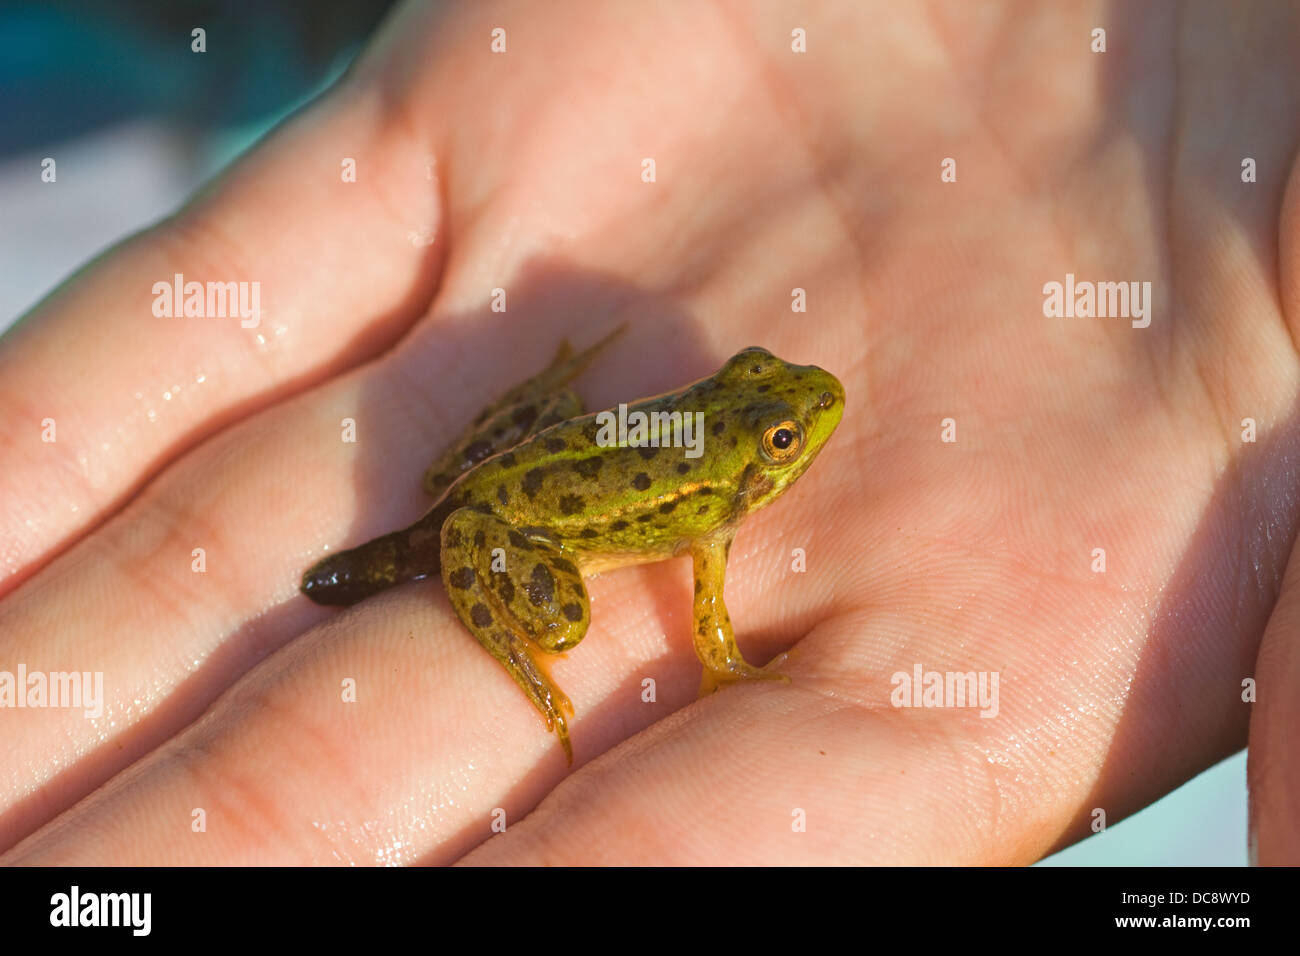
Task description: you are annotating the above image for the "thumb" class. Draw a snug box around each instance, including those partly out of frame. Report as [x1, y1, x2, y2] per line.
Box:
[1247, 532, 1300, 864]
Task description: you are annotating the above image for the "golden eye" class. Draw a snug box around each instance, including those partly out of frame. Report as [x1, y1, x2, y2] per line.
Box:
[761, 421, 803, 463]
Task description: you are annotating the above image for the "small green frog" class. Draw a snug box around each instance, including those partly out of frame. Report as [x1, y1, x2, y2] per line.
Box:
[301, 332, 844, 761]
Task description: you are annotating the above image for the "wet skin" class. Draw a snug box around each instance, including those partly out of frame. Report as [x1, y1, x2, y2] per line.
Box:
[301, 335, 844, 761]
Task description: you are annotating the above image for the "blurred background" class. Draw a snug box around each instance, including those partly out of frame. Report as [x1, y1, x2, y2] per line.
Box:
[0, 0, 1249, 865]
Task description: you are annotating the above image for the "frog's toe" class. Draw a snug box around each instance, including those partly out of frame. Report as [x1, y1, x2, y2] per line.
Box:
[539, 682, 574, 724]
[498, 631, 575, 763]
[549, 709, 574, 764]
[532, 687, 573, 762]
[699, 669, 721, 697]
[541, 686, 575, 761]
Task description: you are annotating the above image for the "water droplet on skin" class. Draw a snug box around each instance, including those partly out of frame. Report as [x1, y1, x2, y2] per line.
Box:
[163, 391, 172, 401]
[146, 408, 157, 422]
[195, 373, 206, 384]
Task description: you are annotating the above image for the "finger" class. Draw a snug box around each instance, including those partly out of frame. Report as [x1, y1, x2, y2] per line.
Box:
[0, 331, 448, 849]
[1247, 537, 1300, 864]
[455, 546, 1256, 867]
[0, 296, 696, 850]
[0, 57, 444, 598]
[455, 618, 1002, 865]
[0, 525, 726, 865]
[0, 306, 848, 858]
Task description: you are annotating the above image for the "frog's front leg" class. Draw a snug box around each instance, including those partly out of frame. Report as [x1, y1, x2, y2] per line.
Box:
[691, 532, 790, 697]
[440, 507, 590, 762]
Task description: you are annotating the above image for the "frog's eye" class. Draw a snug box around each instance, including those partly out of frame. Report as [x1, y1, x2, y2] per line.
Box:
[761, 420, 803, 463]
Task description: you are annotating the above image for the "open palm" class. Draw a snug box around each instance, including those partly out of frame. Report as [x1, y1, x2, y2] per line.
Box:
[3, 0, 1298, 864]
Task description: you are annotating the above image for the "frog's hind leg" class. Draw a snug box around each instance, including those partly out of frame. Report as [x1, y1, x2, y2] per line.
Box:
[422, 325, 624, 498]
[440, 507, 591, 762]
[422, 388, 583, 499]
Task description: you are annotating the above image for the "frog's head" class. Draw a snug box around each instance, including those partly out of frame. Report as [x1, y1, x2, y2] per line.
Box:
[710, 346, 845, 511]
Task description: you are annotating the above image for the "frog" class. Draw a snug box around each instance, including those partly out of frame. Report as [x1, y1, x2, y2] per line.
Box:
[301, 331, 845, 763]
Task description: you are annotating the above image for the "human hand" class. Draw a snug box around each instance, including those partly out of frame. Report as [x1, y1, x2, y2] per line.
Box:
[2, 0, 1298, 864]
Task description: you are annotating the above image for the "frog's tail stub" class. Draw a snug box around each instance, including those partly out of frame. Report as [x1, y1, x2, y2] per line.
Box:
[300, 522, 442, 606]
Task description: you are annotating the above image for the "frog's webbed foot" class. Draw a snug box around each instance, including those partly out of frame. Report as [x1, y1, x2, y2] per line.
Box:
[441, 507, 591, 763]
[698, 662, 789, 698]
[422, 326, 625, 498]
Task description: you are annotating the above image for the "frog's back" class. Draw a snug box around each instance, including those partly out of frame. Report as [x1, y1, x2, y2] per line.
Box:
[451, 391, 741, 556]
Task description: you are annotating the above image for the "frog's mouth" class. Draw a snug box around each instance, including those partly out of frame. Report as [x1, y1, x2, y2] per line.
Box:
[800, 365, 846, 451]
